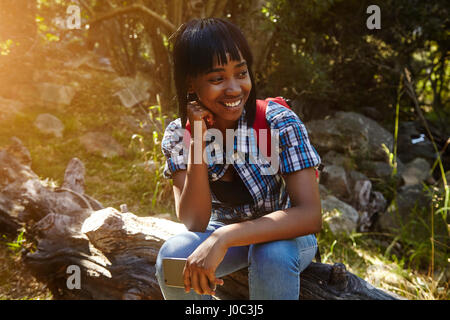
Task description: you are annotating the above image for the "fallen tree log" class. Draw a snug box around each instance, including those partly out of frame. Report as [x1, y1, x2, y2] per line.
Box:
[0, 138, 402, 300]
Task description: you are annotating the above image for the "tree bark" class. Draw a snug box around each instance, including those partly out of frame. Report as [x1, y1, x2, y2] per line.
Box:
[0, 138, 402, 300]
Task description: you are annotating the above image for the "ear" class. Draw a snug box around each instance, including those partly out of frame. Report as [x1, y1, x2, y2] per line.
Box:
[186, 76, 195, 94]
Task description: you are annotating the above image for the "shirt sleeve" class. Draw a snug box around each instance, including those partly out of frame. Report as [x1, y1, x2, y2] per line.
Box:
[267, 101, 321, 175]
[161, 118, 188, 179]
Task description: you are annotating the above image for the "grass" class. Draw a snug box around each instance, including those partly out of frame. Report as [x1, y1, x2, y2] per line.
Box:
[0, 233, 52, 300]
[317, 223, 449, 300]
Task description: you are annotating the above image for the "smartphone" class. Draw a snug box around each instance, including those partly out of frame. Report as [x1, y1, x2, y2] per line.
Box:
[162, 258, 187, 288]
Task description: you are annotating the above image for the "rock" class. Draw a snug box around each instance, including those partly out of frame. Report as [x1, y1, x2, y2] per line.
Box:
[321, 195, 359, 235]
[401, 158, 430, 186]
[352, 180, 387, 232]
[322, 150, 354, 170]
[79, 132, 126, 158]
[360, 106, 384, 122]
[347, 170, 369, 193]
[112, 72, 153, 108]
[377, 184, 431, 232]
[34, 113, 65, 138]
[36, 82, 77, 106]
[320, 164, 351, 200]
[0, 96, 25, 122]
[113, 86, 150, 108]
[64, 52, 115, 73]
[354, 180, 372, 211]
[134, 160, 157, 173]
[360, 159, 405, 179]
[319, 184, 330, 199]
[306, 112, 393, 161]
[397, 122, 435, 163]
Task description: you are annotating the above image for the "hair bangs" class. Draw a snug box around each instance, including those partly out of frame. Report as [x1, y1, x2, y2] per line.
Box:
[185, 21, 244, 77]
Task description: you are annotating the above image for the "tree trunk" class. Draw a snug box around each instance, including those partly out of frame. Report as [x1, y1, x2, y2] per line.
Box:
[0, 138, 402, 300]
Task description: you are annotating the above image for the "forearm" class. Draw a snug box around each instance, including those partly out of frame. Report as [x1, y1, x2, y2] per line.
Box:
[178, 139, 212, 231]
[215, 205, 322, 249]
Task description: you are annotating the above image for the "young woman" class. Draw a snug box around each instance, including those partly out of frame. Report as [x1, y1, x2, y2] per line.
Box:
[155, 18, 322, 300]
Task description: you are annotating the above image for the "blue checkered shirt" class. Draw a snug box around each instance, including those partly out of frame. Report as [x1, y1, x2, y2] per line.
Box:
[161, 100, 322, 224]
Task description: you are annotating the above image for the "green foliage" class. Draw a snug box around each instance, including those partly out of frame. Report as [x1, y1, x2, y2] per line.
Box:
[130, 95, 173, 211]
[253, 0, 449, 125]
[5, 230, 27, 254]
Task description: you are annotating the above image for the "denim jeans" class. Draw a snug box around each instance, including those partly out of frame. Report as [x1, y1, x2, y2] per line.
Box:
[155, 220, 318, 300]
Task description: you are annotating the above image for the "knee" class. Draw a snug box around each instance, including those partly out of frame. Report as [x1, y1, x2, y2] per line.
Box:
[249, 240, 299, 271]
[156, 231, 202, 276]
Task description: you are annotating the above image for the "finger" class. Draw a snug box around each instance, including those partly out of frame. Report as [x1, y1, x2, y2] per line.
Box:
[204, 113, 215, 126]
[206, 272, 222, 295]
[199, 273, 214, 295]
[215, 278, 224, 286]
[190, 270, 203, 295]
[183, 264, 191, 293]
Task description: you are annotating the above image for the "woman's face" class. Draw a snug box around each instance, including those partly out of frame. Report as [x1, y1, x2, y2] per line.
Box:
[188, 52, 252, 127]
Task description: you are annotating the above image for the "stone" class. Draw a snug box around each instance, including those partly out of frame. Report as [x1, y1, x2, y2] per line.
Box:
[306, 111, 394, 161]
[360, 159, 405, 179]
[320, 164, 351, 200]
[352, 179, 388, 232]
[321, 195, 359, 235]
[113, 86, 150, 108]
[64, 52, 115, 73]
[347, 170, 369, 193]
[79, 132, 126, 158]
[354, 180, 372, 210]
[376, 184, 431, 232]
[322, 150, 353, 168]
[36, 82, 77, 106]
[34, 113, 65, 138]
[397, 121, 435, 163]
[401, 158, 431, 186]
[319, 184, 330, 199]
[134, 160, 157, 173]
[0, 96, 25, 122]
[112, 72, 152, 108]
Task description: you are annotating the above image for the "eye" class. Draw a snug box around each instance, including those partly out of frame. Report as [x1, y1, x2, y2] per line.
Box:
[237, 70, 248, 78]
[208, 76, 223, 83]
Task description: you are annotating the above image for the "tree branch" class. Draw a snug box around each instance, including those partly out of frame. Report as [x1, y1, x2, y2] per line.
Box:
[88, 4, 176, 33]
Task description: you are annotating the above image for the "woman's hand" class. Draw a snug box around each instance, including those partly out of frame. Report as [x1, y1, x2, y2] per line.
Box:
[183, 231, 226, 295]
[186, 100, 215, 139]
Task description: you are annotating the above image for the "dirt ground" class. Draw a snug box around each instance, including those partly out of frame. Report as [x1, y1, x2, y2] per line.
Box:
[0, 241, 52, 300]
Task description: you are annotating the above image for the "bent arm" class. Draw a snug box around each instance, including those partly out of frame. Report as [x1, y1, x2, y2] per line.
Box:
[172, 139, 212, 232]
[213, 167, 322, 248]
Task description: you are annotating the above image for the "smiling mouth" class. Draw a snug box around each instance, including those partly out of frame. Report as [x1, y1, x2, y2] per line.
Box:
[221, 99, 242, 108]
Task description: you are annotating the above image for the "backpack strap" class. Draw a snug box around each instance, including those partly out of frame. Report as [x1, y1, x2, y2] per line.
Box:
[183, 120, 192, 148]
[254, 97, 292, 158]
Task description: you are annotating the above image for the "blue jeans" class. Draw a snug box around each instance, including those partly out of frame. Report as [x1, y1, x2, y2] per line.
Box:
[155, 220, 318, 300]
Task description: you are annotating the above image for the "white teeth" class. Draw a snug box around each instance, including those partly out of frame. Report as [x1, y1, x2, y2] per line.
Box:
[224, 100, 241, 107]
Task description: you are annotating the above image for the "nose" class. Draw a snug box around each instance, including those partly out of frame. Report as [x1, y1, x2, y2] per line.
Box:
[224, 78, 242, 96]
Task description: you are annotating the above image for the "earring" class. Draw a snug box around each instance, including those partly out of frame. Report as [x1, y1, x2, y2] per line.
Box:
[187, 92, 197, 102]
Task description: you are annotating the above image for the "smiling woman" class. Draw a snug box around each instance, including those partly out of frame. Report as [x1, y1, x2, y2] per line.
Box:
[155, 18, 322, 300]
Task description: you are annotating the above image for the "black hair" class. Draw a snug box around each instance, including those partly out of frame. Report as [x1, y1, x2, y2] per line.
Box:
[170, 18, 256, 128]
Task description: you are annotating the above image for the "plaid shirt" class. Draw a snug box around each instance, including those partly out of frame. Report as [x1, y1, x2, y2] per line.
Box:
[161, 100, 321, 224]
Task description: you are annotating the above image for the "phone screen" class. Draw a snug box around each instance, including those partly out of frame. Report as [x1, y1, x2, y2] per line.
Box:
[162, 258, 187, 288]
